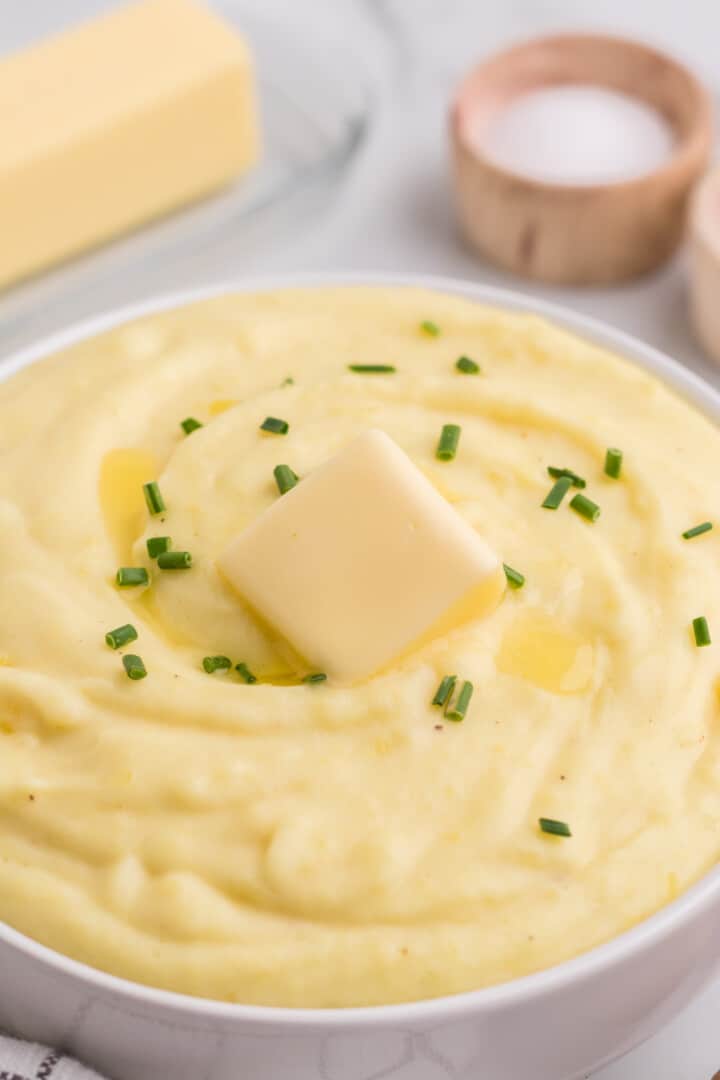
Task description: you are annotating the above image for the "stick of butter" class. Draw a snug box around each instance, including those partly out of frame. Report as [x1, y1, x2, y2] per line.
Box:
[0, 0, 259, 289]
[218, 430, 505, 684]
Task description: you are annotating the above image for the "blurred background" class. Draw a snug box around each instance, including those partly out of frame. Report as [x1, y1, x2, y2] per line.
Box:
[1, 0, 719, 378]
[2, 2, 720, 1076]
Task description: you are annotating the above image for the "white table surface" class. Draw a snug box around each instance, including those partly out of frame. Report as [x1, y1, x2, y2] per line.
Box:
[3, 2, 720, 1077]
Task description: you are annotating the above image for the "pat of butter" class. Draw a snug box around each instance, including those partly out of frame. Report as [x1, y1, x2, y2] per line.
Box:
[218, 430, 505, 683]
[0, 0, 259, 289]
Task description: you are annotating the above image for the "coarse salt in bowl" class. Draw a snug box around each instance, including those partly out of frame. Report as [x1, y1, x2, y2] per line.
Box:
[450, 34, 712, 284]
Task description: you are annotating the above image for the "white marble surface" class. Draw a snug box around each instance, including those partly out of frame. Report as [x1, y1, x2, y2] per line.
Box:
[2, 1, 720, 1077]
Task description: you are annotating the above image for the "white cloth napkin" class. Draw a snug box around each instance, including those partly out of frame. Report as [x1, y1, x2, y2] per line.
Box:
[0, 1035, 106, 1080]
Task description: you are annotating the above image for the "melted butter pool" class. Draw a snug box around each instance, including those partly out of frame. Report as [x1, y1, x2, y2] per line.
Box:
[497, 609, 594, 695]
[99, 448, 158, 561]
[208, 399, 238, 416]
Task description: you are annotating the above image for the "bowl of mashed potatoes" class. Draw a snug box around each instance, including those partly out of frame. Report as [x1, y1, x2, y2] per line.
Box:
[0, 274, 719, 1080]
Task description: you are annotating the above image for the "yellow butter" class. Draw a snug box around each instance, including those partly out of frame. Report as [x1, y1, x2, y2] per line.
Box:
[218, 429, 504, 683]
[0, 0, 259, 289]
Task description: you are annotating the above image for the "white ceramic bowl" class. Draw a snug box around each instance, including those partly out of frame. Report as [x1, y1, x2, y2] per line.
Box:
[2, 274, 719, 1080]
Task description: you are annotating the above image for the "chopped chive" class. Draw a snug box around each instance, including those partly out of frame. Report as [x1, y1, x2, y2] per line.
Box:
[203, 655, 232, 673]
[282, 377, 295, 386]
[539, 817, 571, 838]
[682, 521, 713, 540]
[604, 447, 623, 479]
[542, 475, 572, 509]
[432, 674, 456, 708]
[260, 416, 289, 435]
[157, 550, 192, 570]
[303, 672, 327, 684]
[142, 481, 165, 515]
[116, 567, 149, 587]
[503, 563, 525, 589]
[436, 423, 461, 461]
[348, 364, 396, 374]
[455, 355, 480, 374]
[547, 466, 586, 489]
[445, 680, 473, 722]
[122, 654, 147, 681]
[420, 320, 440, 337]
[570, 493, 601, 522]
[235, 662, 257, 684]
[146, 536, 171, 559]
[181, 417, 202, 435]
[274, 464, 299, 495]
[105, 624, 138, 650]
[693, 616, 711, 647]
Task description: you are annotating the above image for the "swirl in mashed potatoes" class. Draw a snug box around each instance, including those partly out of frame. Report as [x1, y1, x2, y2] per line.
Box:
[0, 287, 719, 1007]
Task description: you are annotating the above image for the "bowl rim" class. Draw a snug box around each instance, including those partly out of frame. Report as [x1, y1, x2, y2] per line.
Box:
[2, 270, 720, 1028]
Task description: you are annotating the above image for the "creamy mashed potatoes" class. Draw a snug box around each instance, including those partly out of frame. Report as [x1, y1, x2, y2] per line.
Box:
[1, 287, 719, 1007]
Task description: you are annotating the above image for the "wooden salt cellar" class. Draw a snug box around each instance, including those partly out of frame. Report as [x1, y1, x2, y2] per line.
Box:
[450, 34, 713, 285]
[689, 165, 720, 365]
